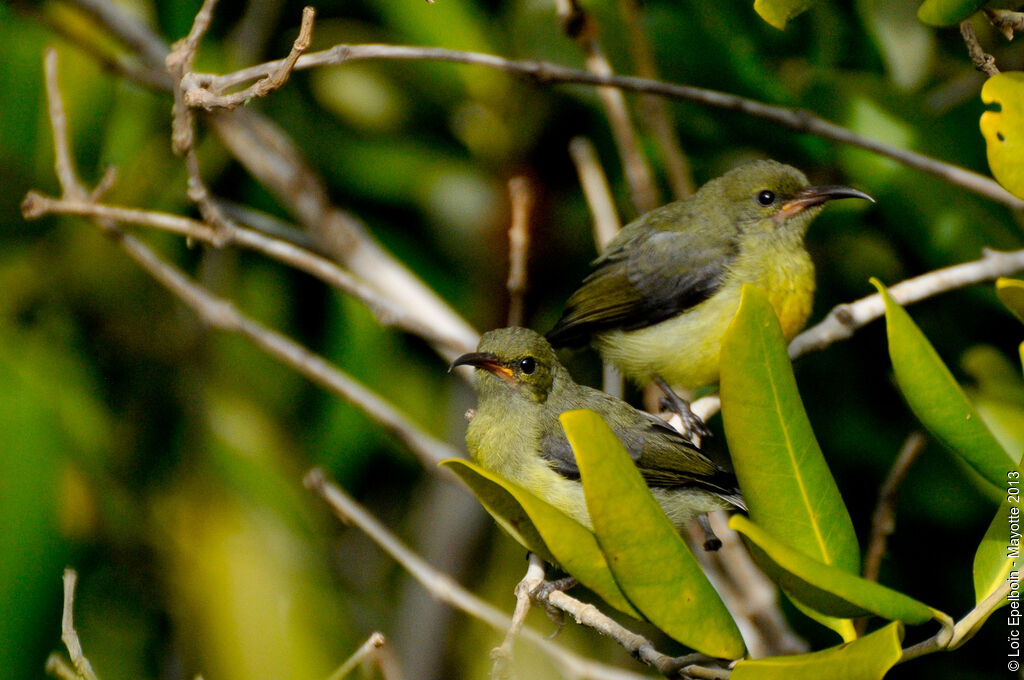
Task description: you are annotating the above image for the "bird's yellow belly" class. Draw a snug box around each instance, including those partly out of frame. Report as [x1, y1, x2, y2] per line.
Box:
[595, 252, 814, 390]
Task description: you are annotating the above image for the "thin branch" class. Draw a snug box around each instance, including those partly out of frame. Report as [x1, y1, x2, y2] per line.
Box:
[491, 553, 546, 679]
[506, 177, 534, 327]
[184, 6, 316, 110]
[187, 42, 1023, 211]
[327, 632, 388, 680]
[113, 228, 460, 469]
[20, 193, 469, 354]
[689, 512, 807, 659]
[858, 432, 928, 636]
[44, 655, 79, 680]
[789, 248, 1024, 359]
[863, 432, 927, 584]
[960, 20, 999, 76]
[554, 0, 659, 214]
[985, 9, 1024, 42]
[206, 109, 480, 362]
[59, 569, 100, 680]
[304, 469, 654, 680]
[569, 136, 621, 253]
[899, 579, 1011, 662]
[617, 0, 694, 199]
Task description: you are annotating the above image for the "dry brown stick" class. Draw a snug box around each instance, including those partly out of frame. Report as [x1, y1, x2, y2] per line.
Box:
[184, 42, 1023, 211]
[58, 0, 1023, 211]
[554, 0, 660, 214]
[58, 570, 100, 680]
[327, 632, 396, 680]
[617, 0, 694, 199]
[506, 177, 534, 327]
[985, 9, 1024, 41]
[491, 553, 546, 679]
[184, 6, 315, 110]
[304, 469, 655, 680]
[960, 20, 999, 76]
[206, 109, 480, 361]
[20, 193, 468, 354]
[862, 432, 928, 585]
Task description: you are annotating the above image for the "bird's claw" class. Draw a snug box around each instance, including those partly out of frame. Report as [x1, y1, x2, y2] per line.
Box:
[655, 377, 712, 440]
[530, 576, 578, 631]
[697, 513, 722, 551]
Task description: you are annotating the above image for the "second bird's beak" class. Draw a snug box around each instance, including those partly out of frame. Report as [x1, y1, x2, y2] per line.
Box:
[777, 185, 874, 220]
[450, 352, 515, 382]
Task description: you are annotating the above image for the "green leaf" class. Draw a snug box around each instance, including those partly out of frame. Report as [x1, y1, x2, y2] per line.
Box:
[560, 410, 746, 659]
[981, 73, 1024, 200]
[753, 0, 818, 30]
[997, 278, 1024, 324]
[973, 464, 1022, 606]
[874, 280, 1015, 488]
[917, 0, 988, 26]
[440, 459, 639, 617]
[731, 621, 904, 680]
[730, 515, 938, 624]
[720, 285, 860, 639]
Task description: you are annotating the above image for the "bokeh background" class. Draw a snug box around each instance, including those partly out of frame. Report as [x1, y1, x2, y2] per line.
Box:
[3, 0, 1024, 678]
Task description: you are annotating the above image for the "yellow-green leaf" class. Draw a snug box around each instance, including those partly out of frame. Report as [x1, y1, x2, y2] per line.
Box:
[440, 459, 639, 617]
[753, 0, 818, 30]
[730, 515, 938, 624]
[874, 280, 1015, 488]
[731, 621, 904, 680]
[917, 0, 988, 26]
[997, 278, 1024, 324]
[561, 410, 746, 659]
[981, 72, 1024, 200]
[973, 463, 1023, 606]
[720, 285, 859, 639]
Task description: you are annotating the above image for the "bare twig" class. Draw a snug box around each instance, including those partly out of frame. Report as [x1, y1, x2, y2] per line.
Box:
[863, 432, 927, 584]
[900, 580, 1008, 662]
[116, 230, 460, 469]
[206, 109, 479, 361]
[789, 248, 1024, 359]
[184, 6, 315, 110]
[689, 512, 807, 659]
[506, 177, 534, 327]
[617, 0, 694, 199]
[554, 0, 659, 214]
[20, 193, 468, 354]
[960, 20, 999, 76]
[59, 570, 100, 680]
[327, 632, 392, 680]
[858, 432, 928, 635]
[184, 42, 1023, 211]
[569, 137, 622, 253]
[304, 469, 653, 680]
[985, 9, 1024, 41]
[491, 553, 546, 679]
[44, 654, 79, 680]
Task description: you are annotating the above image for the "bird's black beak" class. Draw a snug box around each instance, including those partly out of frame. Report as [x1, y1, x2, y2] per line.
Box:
[777, 185, 874, 220]
[450, 352, 515, 382]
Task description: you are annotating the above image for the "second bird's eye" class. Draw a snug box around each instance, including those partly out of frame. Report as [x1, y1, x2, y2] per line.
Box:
[757, 190, 776, 206]
[519, 357, 537, 374]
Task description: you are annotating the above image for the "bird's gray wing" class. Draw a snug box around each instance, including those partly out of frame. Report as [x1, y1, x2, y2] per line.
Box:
[546, 215, 739, 347]
[538, 395, 740, 503]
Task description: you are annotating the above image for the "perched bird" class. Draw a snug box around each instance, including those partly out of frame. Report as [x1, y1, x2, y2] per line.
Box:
[547, 160, 872, 430]
[452, 327, 743, 546]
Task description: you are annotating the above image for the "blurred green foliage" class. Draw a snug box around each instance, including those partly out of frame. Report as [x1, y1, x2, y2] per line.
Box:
[3, 0, 1024, 679]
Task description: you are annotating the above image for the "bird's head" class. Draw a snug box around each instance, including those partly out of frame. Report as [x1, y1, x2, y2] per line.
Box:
[707, 159, 873, 238]
[451, 327, 561, 403]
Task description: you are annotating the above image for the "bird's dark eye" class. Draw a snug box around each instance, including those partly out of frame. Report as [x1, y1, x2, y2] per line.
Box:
[519, 357, 536, 375]
[757, 190, 776, 206]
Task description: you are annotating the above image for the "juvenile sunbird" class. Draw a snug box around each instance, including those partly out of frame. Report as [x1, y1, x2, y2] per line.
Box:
[547, 160, 872, 429]
[452, 327, 744, 540]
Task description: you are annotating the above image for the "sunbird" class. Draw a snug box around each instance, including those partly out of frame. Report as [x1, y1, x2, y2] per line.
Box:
[547, 160, 873, 432]
[452, 327, 744, 547]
